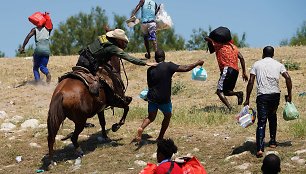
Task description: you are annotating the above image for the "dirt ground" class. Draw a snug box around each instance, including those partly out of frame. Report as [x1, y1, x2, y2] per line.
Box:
[0, 46, 305, 173]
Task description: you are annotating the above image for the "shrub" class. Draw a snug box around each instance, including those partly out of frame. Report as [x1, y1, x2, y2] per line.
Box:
[284, 61, 300, 71]
[172, 81, 186, 95]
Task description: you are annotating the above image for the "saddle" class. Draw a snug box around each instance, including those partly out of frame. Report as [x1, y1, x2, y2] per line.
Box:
[59, 66, 101, 95]
[59, 66, 130, 107]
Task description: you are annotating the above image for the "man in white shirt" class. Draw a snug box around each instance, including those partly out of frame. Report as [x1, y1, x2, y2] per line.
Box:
[243, 46, 292, 158]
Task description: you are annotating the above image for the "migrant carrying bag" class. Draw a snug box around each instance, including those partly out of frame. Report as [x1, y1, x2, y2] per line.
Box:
[192, 67, 208, 81]
[283, 102, 299, 121]
[156, 4, 173, 30]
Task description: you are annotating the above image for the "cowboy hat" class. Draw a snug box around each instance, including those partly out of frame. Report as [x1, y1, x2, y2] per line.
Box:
[106, 29, 129, 43]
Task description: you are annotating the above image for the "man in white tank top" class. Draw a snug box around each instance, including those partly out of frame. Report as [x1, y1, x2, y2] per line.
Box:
[19, 25, 52, 84]
[243, 46, 292, 158]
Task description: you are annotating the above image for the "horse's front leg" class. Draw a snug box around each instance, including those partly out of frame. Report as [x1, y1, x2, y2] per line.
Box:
[112, 106, 129, 132]
[97, 111, 108, 139]
[119, 106, 129, 125]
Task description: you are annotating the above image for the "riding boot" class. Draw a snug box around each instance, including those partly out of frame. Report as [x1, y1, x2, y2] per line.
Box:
[88, 80, 100, 96]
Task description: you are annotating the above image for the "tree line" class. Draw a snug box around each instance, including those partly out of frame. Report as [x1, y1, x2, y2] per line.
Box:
[2, 7, 305, 58]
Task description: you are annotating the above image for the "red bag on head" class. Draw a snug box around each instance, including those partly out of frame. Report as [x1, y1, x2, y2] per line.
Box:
[28, 12, 46, 27]
[43, 12, 53, 30]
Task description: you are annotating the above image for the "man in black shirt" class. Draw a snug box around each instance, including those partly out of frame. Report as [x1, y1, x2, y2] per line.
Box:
[135, 49, 204, 142]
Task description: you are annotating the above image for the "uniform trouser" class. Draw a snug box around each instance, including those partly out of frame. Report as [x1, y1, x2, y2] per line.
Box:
[256, 93, 280, 152]
[33, 54, 50, 81]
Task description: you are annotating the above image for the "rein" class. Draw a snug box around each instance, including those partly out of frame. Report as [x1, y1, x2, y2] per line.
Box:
[119, 58, 129, 93]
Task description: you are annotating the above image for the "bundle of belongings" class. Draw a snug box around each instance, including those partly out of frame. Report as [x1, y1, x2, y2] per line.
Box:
[206, 26, 232, 54]
[139, 156, 207, 174]
[155, 4, 173, 30]
[28, 12, 53, 30]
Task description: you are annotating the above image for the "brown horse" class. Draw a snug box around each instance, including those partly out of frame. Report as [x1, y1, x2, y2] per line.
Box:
[47, 66, 129, 162]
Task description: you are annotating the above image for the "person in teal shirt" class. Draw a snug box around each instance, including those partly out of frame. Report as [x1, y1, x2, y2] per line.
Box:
[131, 0, 160, 59]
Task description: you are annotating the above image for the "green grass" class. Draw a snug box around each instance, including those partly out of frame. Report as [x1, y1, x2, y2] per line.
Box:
[290, 119, 306, 137]
[284, 61, 300, 70]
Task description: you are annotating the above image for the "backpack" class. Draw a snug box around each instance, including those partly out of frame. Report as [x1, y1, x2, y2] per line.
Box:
[139, 156, 207, 174]
[178, 156, 207, 174]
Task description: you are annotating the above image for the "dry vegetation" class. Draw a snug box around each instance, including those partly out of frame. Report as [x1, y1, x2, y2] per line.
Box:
[0, 46, 305, 173]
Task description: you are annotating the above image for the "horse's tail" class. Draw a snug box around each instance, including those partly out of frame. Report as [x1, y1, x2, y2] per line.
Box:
[47, 92, 65, 155]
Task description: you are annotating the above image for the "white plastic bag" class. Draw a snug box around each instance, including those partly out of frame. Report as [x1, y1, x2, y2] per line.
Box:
[236, 105, 256, 128]
[155, 4, 173, 31]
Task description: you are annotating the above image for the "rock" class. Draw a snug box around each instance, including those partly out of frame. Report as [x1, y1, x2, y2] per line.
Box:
[291, 156, 300, 162]
[38, 124, 47, 129]
[234, 163, 251, 170]
[75, 157, 82, 165]
[290, 156, 306, 165]
[136, 153, 144, 158]
[134, 160, 147, 166]
[15, 156, 22, 163]
[225, 151, 250, 162]
[29, 142, 41, 148]
[193, 148, 200, 152]
[0, 111, 7, 119]
[266, 151, 279, 156]
[245, 137, 256, 143]
[21, 119, 39, 129]
[55, 135, 65, 140]
[5, 115, 23, 124]
[295, 149, 306, 155]
[0, 122, 16, 132]
[151, 152, 157, 159]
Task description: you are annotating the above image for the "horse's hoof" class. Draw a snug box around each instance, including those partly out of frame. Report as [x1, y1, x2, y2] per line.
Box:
[111, 123, 121, 132]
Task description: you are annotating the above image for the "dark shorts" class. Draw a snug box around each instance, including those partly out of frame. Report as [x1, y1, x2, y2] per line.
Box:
[217, 66, 238, 92]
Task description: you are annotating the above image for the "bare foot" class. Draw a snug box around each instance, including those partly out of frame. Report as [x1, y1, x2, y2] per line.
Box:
[135, 127, 143, 142]
[256, 150, 263, 158]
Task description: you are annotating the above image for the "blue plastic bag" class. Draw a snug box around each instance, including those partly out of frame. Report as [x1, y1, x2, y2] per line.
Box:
[139, 89, 148, 101]
[283, 102, 299, 121]
[192, 67, 208, 81]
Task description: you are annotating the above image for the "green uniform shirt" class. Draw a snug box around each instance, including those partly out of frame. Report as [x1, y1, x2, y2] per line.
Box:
[88, 35, 146, 66]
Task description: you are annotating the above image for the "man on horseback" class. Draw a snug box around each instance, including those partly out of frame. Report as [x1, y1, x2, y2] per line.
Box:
[75, 28, 156, 107]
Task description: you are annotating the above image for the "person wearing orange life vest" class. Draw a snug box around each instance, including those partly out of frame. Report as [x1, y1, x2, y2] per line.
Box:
[19, 24, 52, 83]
